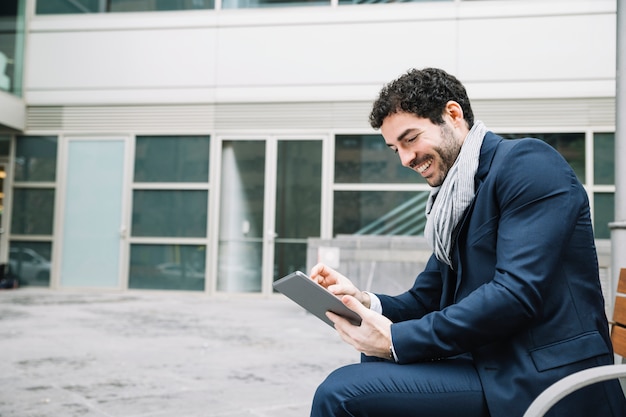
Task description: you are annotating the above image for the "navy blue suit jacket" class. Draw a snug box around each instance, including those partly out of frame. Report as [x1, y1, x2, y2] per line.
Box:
[377, 132, 626, 417]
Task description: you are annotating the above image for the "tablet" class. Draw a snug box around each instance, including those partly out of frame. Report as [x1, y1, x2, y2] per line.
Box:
[273, 271, 362, 327]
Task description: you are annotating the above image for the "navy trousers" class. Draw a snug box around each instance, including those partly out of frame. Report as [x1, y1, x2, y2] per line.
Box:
[310, 355, 490, 417]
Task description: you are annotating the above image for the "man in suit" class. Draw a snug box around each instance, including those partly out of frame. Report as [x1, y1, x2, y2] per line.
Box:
[309, 68, 626, 417]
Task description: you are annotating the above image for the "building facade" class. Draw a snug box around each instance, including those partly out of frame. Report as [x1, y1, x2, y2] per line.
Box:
[0, 0, 618, 297]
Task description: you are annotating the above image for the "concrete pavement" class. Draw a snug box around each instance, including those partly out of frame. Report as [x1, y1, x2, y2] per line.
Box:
[0, 288, 357, 417]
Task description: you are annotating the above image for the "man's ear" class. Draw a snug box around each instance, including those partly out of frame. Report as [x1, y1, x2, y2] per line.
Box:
[445, 100, 464, 125]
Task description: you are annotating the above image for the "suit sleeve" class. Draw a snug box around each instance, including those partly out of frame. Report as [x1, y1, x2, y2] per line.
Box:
[382, 139, 591, 363]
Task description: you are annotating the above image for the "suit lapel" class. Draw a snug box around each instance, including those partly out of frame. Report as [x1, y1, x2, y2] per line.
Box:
[451, 132, 503, 299]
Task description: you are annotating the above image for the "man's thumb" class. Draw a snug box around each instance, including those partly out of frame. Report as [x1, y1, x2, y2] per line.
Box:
[342, 294, 368, 315]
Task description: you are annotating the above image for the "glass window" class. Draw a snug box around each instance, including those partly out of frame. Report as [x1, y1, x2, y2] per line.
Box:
[134, 135, 210, 183]
[132, 190, 208, 237]
[0, 0, 25, 96]
[276, 140, 321, 239]
[338, 0, 450, 4]
[222, 0, 327, 8]
[334, 190, 430, 236]
[11, 188, 55, 235]
[14, 136, 58, 182]
[128, 244, 206, 291]
[274, 139, 322, 280]
[0, 135, 10, 156]
[335, 134, 422, 184]
[8, 241, 52, 287]
[500, 133, 585, 183]
[594, 193, 614, 240]
[594, 132, 614, 185]
[217, 140, 265, 293]
[36, 0, 214, 14]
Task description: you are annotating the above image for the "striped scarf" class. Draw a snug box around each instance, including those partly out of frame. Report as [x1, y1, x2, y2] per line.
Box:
[424, 120, 487, 268]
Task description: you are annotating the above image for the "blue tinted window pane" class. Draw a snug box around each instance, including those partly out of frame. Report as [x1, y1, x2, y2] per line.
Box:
[14, 136, 58, 182]
[134, 136, 210, 183]
[0, 0, 25, 96]
[594, 193, 614, 240]
[335, 134, 422, 184]
[501, 133, 585, 183]
[36, 0, 214, 13]
[111, 0, 214, 11]
[129, 244, 206, 291]
[276, 140, 321, 238]
[594, 132, 614, 185]
[334, 191, 429, 236]
[222, 0, 327, 8]
[11, 188, 55, 235]
[132, 190, 208, 237]
[339, 0, 450, 4]
[36, 0, 99, 13]
[8, 241, 52, 287]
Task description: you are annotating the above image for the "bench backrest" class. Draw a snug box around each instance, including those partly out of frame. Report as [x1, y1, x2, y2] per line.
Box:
[611, 268, 626, 358]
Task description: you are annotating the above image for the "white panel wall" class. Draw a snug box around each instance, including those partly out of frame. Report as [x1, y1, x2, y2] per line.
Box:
[24, 0, 616, 106]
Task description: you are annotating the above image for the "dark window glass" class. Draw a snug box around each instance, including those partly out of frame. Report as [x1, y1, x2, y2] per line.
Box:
[132, 190, 208, 237]
[335, 134, 422, 184]
[333, 190, 429, 236]
[8, 241, 52, 287]
[594, 193, 614, 240]
[134, 135, 210, 183]
[129, 244, 205, 291]
[500, 133, 585, 183]
[11, 188, 55, 235]
[222, 0, 327, 8]
[0, 0, 25, 96]
[0, 136, 10, 156]
[14, 136, 58, 182]
[275, 140, 322, 239]
[36, 0, 214, 14]
[593, 132, 614, 185]
[339, 0, 451, 4]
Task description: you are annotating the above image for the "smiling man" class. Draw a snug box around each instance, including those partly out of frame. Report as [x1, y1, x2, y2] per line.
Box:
[308, 68, 626, 417]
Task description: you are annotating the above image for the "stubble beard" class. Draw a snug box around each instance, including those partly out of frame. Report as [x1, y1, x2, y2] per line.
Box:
[429, 123, 463, 187]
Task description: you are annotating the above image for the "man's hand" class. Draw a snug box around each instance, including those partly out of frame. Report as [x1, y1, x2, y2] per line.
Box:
[309, 263, 371, 308]
[327, 295, 393, 360]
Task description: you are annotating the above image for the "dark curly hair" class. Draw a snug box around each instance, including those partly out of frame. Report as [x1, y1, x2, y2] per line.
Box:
[369, 68, 474, 130]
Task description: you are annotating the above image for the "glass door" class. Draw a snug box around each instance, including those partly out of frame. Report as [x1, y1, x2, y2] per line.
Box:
[216, 138, 323, 294]
[59, 138, 127, 288]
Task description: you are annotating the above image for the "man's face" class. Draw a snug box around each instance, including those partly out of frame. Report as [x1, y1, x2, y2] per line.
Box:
[381, 111, 465, 187]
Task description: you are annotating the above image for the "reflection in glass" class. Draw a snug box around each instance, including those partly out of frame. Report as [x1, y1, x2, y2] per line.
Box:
[501, 133, 585, 182]
[36, 0, 214, 14]
[274, 140, 322, 280]
[222, 0, 327, 8]
[274, 242, 307, 282]
[134, 135, 210, 183]
[594, 132, 614, 185]
[594, 193, 614, 240]
[334, 191, 430, 236]
[14, 136, 58, 182]
[8, 241, 52, 287]
[338, 0, 450, 4]
[132, 190, 208, 237]
[129, 244, 206, 291]
[335, 134, 421, 184]
[217, 141, 265, 292]
[11, 188, 55, 235]
[0, 0, 25, 96]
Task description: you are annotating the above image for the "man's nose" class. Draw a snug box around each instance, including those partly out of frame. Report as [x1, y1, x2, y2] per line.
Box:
[397, 149, 415, 168]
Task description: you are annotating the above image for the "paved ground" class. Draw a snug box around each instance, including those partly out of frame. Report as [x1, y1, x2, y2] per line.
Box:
[0, 288, 357, 417]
